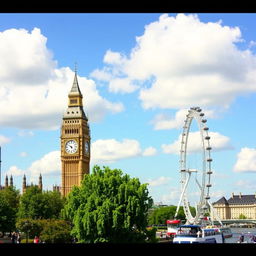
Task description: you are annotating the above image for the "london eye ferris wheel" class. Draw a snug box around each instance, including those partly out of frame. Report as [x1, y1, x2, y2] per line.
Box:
[174, 107, 222, 225]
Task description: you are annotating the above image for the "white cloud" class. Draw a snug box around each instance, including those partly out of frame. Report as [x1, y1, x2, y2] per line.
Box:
[142, 146, 157, 156]
[162, 131, 233, 154]
[152, 109, 216, 130]
[0, 27, 56, 85]
[103, 50, 127, 66]
[108, 77, 138, 94]
[233, 147, 256, 173]
[0, 135, 10, 146]
[93, 13, 256, 111]
[29, 150, 61, 179]
[91, 139, 142, 164]
[17, 130, 34, 137]
[147, 176, 171, 187]
[0, 28, 124, 130]
[91, 139, 157, 164]
[6, 166, 24, 176]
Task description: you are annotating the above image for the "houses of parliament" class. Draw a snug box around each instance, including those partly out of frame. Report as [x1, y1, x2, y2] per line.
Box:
[0, 70, 91, 196]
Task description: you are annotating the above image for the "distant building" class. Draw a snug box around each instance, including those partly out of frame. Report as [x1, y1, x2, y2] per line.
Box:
[22, 174, 43, 194]
[0, 174, 14, 190]
[213, 192, 256, 219]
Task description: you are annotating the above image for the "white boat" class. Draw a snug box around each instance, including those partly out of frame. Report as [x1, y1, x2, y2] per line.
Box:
[173, 225, 225, 243]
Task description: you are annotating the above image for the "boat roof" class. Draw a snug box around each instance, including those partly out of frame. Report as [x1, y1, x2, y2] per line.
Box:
[179, 225, 201, 228]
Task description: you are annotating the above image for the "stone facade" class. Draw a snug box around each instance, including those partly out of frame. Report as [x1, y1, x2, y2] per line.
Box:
[213, 193, 256, 219]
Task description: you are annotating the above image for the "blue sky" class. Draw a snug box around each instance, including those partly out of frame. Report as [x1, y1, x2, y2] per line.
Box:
[1, 13, 256, 206]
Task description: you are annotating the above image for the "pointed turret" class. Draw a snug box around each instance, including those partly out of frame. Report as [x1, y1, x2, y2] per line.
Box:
[68, 70, 83, 107]
[10, 175, 13, 187]
[38, 173, 43, 191]
[63, 68, 86, 119]
[22, 174, 26, 194]
[5, 175, 8, 188]
[69, 71, 82, 97]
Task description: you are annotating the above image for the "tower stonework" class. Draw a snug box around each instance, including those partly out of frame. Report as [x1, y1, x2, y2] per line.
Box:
[60, 71, 90, 197]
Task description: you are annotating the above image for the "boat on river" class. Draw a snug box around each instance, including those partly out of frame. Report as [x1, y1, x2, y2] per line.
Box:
[173, 225, 225, 243]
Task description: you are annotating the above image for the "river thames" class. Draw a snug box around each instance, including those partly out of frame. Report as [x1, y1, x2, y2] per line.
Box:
[225, 227, 256, 243]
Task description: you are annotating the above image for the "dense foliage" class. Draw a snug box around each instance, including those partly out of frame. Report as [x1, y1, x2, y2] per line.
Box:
[148, 205, 195, 225]
[62, 165, 153, 243]
[16, 218, 72, 243]
[0, 186, 20, 233]
[39, 219, 72, 243]
[17, 186, 65, 220]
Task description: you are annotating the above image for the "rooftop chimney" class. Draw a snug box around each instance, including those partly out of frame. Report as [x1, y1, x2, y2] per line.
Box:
[239, 192, 242, 199]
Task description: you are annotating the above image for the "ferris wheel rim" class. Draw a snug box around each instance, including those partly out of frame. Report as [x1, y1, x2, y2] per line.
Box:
[179, 106, 213, 224]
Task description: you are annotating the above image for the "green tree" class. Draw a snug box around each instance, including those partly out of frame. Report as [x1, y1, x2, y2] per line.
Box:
[16, 218, 44, 240]
[239, 213, 247, 219]
[40, 219, 72, 243]
[147, 205, 194, 225]
[17, 186, 65, 220]
[62, 165, 153, 243]
[0, 186, 20, 233]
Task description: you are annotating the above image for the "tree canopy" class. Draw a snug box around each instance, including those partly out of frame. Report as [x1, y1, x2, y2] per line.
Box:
[17, 186, 65, 220]
[0, 186, 20, 233]
[62, 165, 153, 243]
[148, 205, 195, 225]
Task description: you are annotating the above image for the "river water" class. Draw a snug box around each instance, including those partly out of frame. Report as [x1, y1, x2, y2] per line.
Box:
[225, 227, 256, 243]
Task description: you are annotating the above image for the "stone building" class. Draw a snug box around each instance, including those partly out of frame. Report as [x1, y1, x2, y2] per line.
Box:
[0, 174, 14, 189]
[22, 174, 43, 194]
[213, 193, 256, 219]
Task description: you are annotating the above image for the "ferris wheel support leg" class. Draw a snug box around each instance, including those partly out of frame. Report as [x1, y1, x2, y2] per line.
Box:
[174, 173, 191, 219]
[208, 201, 223, 226]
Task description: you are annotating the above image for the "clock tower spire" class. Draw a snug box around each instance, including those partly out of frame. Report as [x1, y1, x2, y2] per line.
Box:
[60, 69, 91, 196]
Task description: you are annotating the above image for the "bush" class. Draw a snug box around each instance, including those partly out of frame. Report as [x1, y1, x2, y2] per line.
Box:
[40, 219, 72, 243]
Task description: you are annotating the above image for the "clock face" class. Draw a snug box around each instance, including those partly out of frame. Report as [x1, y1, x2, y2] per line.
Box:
[85, 141, 90, 154]
[65, 140, 78, 154]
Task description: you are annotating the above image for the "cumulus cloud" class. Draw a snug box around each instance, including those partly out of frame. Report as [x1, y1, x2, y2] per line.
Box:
[0, 27, 56, 85]
[147, 176, 171, 187]
[142, 146, 157, 156]
[91, 139, 157, 164]
[233, 147, 256, 173]
[6, 166, 24, 176]
[162, 131, 233, 154]
[152, 109, 216, 130]
[0, 135, 11, 146]
[28, 151, 61, 178]
[91, 139, 142, 164]
[92, 13, 256, 111]
[0, 28, 124, 130]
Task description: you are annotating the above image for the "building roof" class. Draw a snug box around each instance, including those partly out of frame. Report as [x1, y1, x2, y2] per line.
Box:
[228, 194, 256, 205]
[213, 196, 229, 205]
[69, 72, 82, 96]
[213, 194, 256, 206]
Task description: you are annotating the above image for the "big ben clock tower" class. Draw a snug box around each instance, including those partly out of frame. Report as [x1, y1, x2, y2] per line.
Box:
[60, 70, 90, 196]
